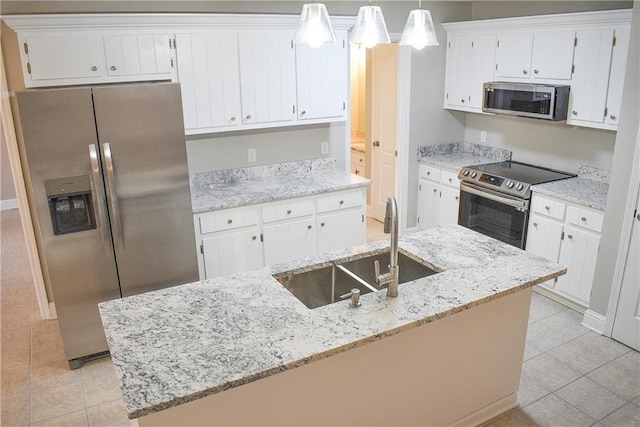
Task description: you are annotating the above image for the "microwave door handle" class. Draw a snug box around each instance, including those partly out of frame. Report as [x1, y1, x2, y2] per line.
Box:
[89, 144, 114, 253]
[102, 142, 124, 250]
[460, 182, 529, 210]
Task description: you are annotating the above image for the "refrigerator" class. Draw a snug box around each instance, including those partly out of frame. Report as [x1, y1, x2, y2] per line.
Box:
[13, 83, 199, 368]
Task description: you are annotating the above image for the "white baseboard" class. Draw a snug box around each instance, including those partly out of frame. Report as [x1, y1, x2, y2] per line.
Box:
[0, 198, 18, 210]
[449, 393, 518, 427]
[582, 309, 606, 334]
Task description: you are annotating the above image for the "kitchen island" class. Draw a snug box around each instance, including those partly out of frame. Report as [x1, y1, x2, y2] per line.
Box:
[99, 225, 566, 426]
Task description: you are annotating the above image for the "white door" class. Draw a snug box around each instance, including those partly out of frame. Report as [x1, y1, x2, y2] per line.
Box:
[370, 43, 398, 222]
[612, 186, 640, 350]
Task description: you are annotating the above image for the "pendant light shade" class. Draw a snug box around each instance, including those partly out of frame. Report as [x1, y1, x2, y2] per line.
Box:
[400, 9, 439, 50]
[295, 3, 337, 49]
[350, 5, 390, 49]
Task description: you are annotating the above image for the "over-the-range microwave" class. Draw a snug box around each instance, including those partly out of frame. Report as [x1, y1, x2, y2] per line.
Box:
[482, 82, 570, 121]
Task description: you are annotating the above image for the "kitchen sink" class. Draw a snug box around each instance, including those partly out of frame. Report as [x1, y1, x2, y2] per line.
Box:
[274, 250, 438, 309]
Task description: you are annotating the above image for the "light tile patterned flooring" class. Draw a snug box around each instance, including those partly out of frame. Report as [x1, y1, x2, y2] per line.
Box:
[1, 209, 639, 426]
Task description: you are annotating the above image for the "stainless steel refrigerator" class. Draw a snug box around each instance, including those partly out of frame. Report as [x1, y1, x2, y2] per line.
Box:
[13, 83, 198, 368]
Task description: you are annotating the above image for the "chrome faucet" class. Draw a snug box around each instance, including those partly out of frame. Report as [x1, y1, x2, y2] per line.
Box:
[375, 196, 399, 297]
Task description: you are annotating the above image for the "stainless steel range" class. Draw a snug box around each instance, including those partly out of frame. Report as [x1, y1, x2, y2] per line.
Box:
[457, 161, 576, 249]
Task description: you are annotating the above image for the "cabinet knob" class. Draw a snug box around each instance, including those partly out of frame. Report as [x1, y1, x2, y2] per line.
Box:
[523, 69, 528, 75]
[433, 189, 437, 193]
[372, 141, 380, 147]
[91, 66, 98, 71]
[321, 222, 325, 227]
[301, 110, 306, 116]
[339, 200, 344, 205]
[355, 170, 360, 175]
[227, 219, 233, 224]
[246, 114, 252, 120]
[581, 216, 587, 222]
[252, 235, 257, 240]
[533, 222, 538, 227]
[426, 171, 431, 175]
[307, 225, 312, 230]
[545, 206, 551, 211]
[110, 65, 117, 71]
[230, 116, 236, 122]
[461, 99, 465, 103]
[287, 209, 292, 214]
[610, 115, 617, 120]
[568, 234, 573, 239]
[448, 178, 452, 183]
[534, 69, 539, 74]
[572, 110, 578, 116]
[455, 196, 459, 201]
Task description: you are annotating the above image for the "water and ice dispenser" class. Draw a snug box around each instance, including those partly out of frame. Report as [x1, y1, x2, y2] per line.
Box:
[45, 175, 96, 235]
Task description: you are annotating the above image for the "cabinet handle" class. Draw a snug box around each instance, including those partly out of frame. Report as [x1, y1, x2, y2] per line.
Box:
[252, 235, 257, 240]
[533, 222, 538, 227]
[110, 65, 117, 71]
[355, 170, 360, 175]
[287, 209, 292, 214]
[301, 110, 306, 116]
[91, 66, 98, 71]
[568, 234, 573, 239]
[230, 116, 236, 122]
[545, 206, 551, 211]
[534, 69, 539, 74]
[321, 222, 325, 227]
[227, 219, 233, 224]
[523, 69, 528, 75]
[246, 114, 252, 120]
[339, 200, 344, 205]
[581, 216, 587, 222]
[572, 110, 578, 116]
[610, 115, 617, 120]
[307, 225, 312, 230]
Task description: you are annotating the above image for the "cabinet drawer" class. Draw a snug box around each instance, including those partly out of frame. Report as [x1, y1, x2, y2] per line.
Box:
[532, 195, 566, 220]
[566, 206, 604, 232]
[199, 208, 259, 234]
[440, 170, 460, 188]
[420, 164, 440, 182]
[262, 199, 314, 223]
[351, 151, 365, 164]
[316, 190, 363, 213]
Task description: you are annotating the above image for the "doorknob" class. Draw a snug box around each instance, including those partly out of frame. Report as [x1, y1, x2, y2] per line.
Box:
[372, 141, 380, 147]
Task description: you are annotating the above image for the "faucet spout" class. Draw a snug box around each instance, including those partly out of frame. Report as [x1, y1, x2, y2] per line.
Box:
[376, 196, 399, 297]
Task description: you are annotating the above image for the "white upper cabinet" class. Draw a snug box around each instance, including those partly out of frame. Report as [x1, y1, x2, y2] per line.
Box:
[295, 30, 348, 120]
[103, 34, 173, 76]
[604, 28, 630, 128]
[238, 30, 296, 125]
[567, 29, 614, 127]
[495, 31, 575, 80]
[175, 32, 242, 132]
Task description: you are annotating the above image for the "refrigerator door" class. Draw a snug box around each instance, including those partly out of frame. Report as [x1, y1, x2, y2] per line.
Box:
[92, 83, 198, 296]
[14, 88, 120, 362]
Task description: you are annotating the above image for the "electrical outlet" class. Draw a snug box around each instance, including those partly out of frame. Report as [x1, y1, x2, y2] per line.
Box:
[480, 131, 487, 143]
[320, 141, 329, 155]
[248, 148, 256, 162]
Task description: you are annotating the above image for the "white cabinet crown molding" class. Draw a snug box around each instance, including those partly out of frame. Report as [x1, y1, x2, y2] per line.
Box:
[2, 13, 356, 31]
[442, 8, 632, 33]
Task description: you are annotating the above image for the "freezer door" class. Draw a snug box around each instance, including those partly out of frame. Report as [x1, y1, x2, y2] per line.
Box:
[92, 83, 198, 296]
[14, 88, 120, 362]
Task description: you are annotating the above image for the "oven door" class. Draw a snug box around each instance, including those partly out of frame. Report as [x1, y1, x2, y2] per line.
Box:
[458, 182, 530, 249]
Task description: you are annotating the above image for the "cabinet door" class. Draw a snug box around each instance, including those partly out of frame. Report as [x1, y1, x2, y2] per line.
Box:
[444, 33, 470, 109]
[530, 31, 575, 80]
[568, 29, 614, 126]
[296, 30, 347, 120]
[263, 218, 317, 266]
[239, 31, 296, 124]
[202, 229, 263, 278]
[605, 28, 630, 127]
[317, 210, 365, 255]
[438, 185, 460, 227]
[556, 226, 600, 306]
[526, 214, 563, 261]
[468, 34, 497, 109]
[175, 32, 242, 131]
[25, 35, 106, 81]
[417, 178, 439, 230]
[103, 34, 172, 77]
[495, 33, 533, 79]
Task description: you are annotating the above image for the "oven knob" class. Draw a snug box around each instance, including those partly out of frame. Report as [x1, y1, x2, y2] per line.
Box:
[462, 169, 470, 176]
[506, 180, 514, 188]
[516, 183, 524, 191]
[470, 171, 478, 178]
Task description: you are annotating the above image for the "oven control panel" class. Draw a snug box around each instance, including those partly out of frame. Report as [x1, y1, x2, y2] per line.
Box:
[458, 168, 530, 198]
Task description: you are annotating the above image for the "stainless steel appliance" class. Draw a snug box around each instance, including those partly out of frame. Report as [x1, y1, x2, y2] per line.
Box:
[483, 82, 570, 121]
[13, 83, 198, 368]
[458, 161, 575, 249]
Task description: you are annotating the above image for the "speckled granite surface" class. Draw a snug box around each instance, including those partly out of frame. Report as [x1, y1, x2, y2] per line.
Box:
[190, 159, 371, 214]
[99, 225, 565, 419]
[532, 166, 610, 211]
[418, 142, 512, 170]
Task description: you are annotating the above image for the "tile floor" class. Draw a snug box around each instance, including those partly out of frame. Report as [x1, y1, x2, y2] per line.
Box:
[1, 208, 639, 426]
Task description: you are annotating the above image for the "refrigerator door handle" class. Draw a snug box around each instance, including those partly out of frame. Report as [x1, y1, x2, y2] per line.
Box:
[88, 144, 114, 253]
[102, 142, 124, 250]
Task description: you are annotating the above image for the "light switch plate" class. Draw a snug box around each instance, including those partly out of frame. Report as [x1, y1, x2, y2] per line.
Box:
[248, 148, 256, 162]
[320, 141, 329, 154]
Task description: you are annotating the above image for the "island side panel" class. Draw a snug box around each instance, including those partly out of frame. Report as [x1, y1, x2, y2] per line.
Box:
[137, 288, 532, 426]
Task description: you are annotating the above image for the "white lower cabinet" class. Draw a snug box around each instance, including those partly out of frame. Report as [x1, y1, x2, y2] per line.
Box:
[525, 193, 603, 308]
[416, 164, 460, 229]
[194, 188, 366, 279]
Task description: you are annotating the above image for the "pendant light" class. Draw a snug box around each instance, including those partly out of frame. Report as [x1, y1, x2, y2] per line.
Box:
[295, 3, 337, 49]
[350, 1, 390, 49]
[400, 0, 439, 50]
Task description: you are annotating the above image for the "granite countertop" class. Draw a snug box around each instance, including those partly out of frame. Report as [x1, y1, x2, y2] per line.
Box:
[417, 142, 512, 170]
[531, 166, 610, 211]
[190, 158, 371, 214]
[99, 225, 565, 419]
[350, 141, 365, 153]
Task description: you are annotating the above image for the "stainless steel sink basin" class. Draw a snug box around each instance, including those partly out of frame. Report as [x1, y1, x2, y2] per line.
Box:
[274, 250, 438, 309]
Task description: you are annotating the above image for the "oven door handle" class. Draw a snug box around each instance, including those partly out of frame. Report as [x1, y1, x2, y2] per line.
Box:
[460, 182, 529, 210]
